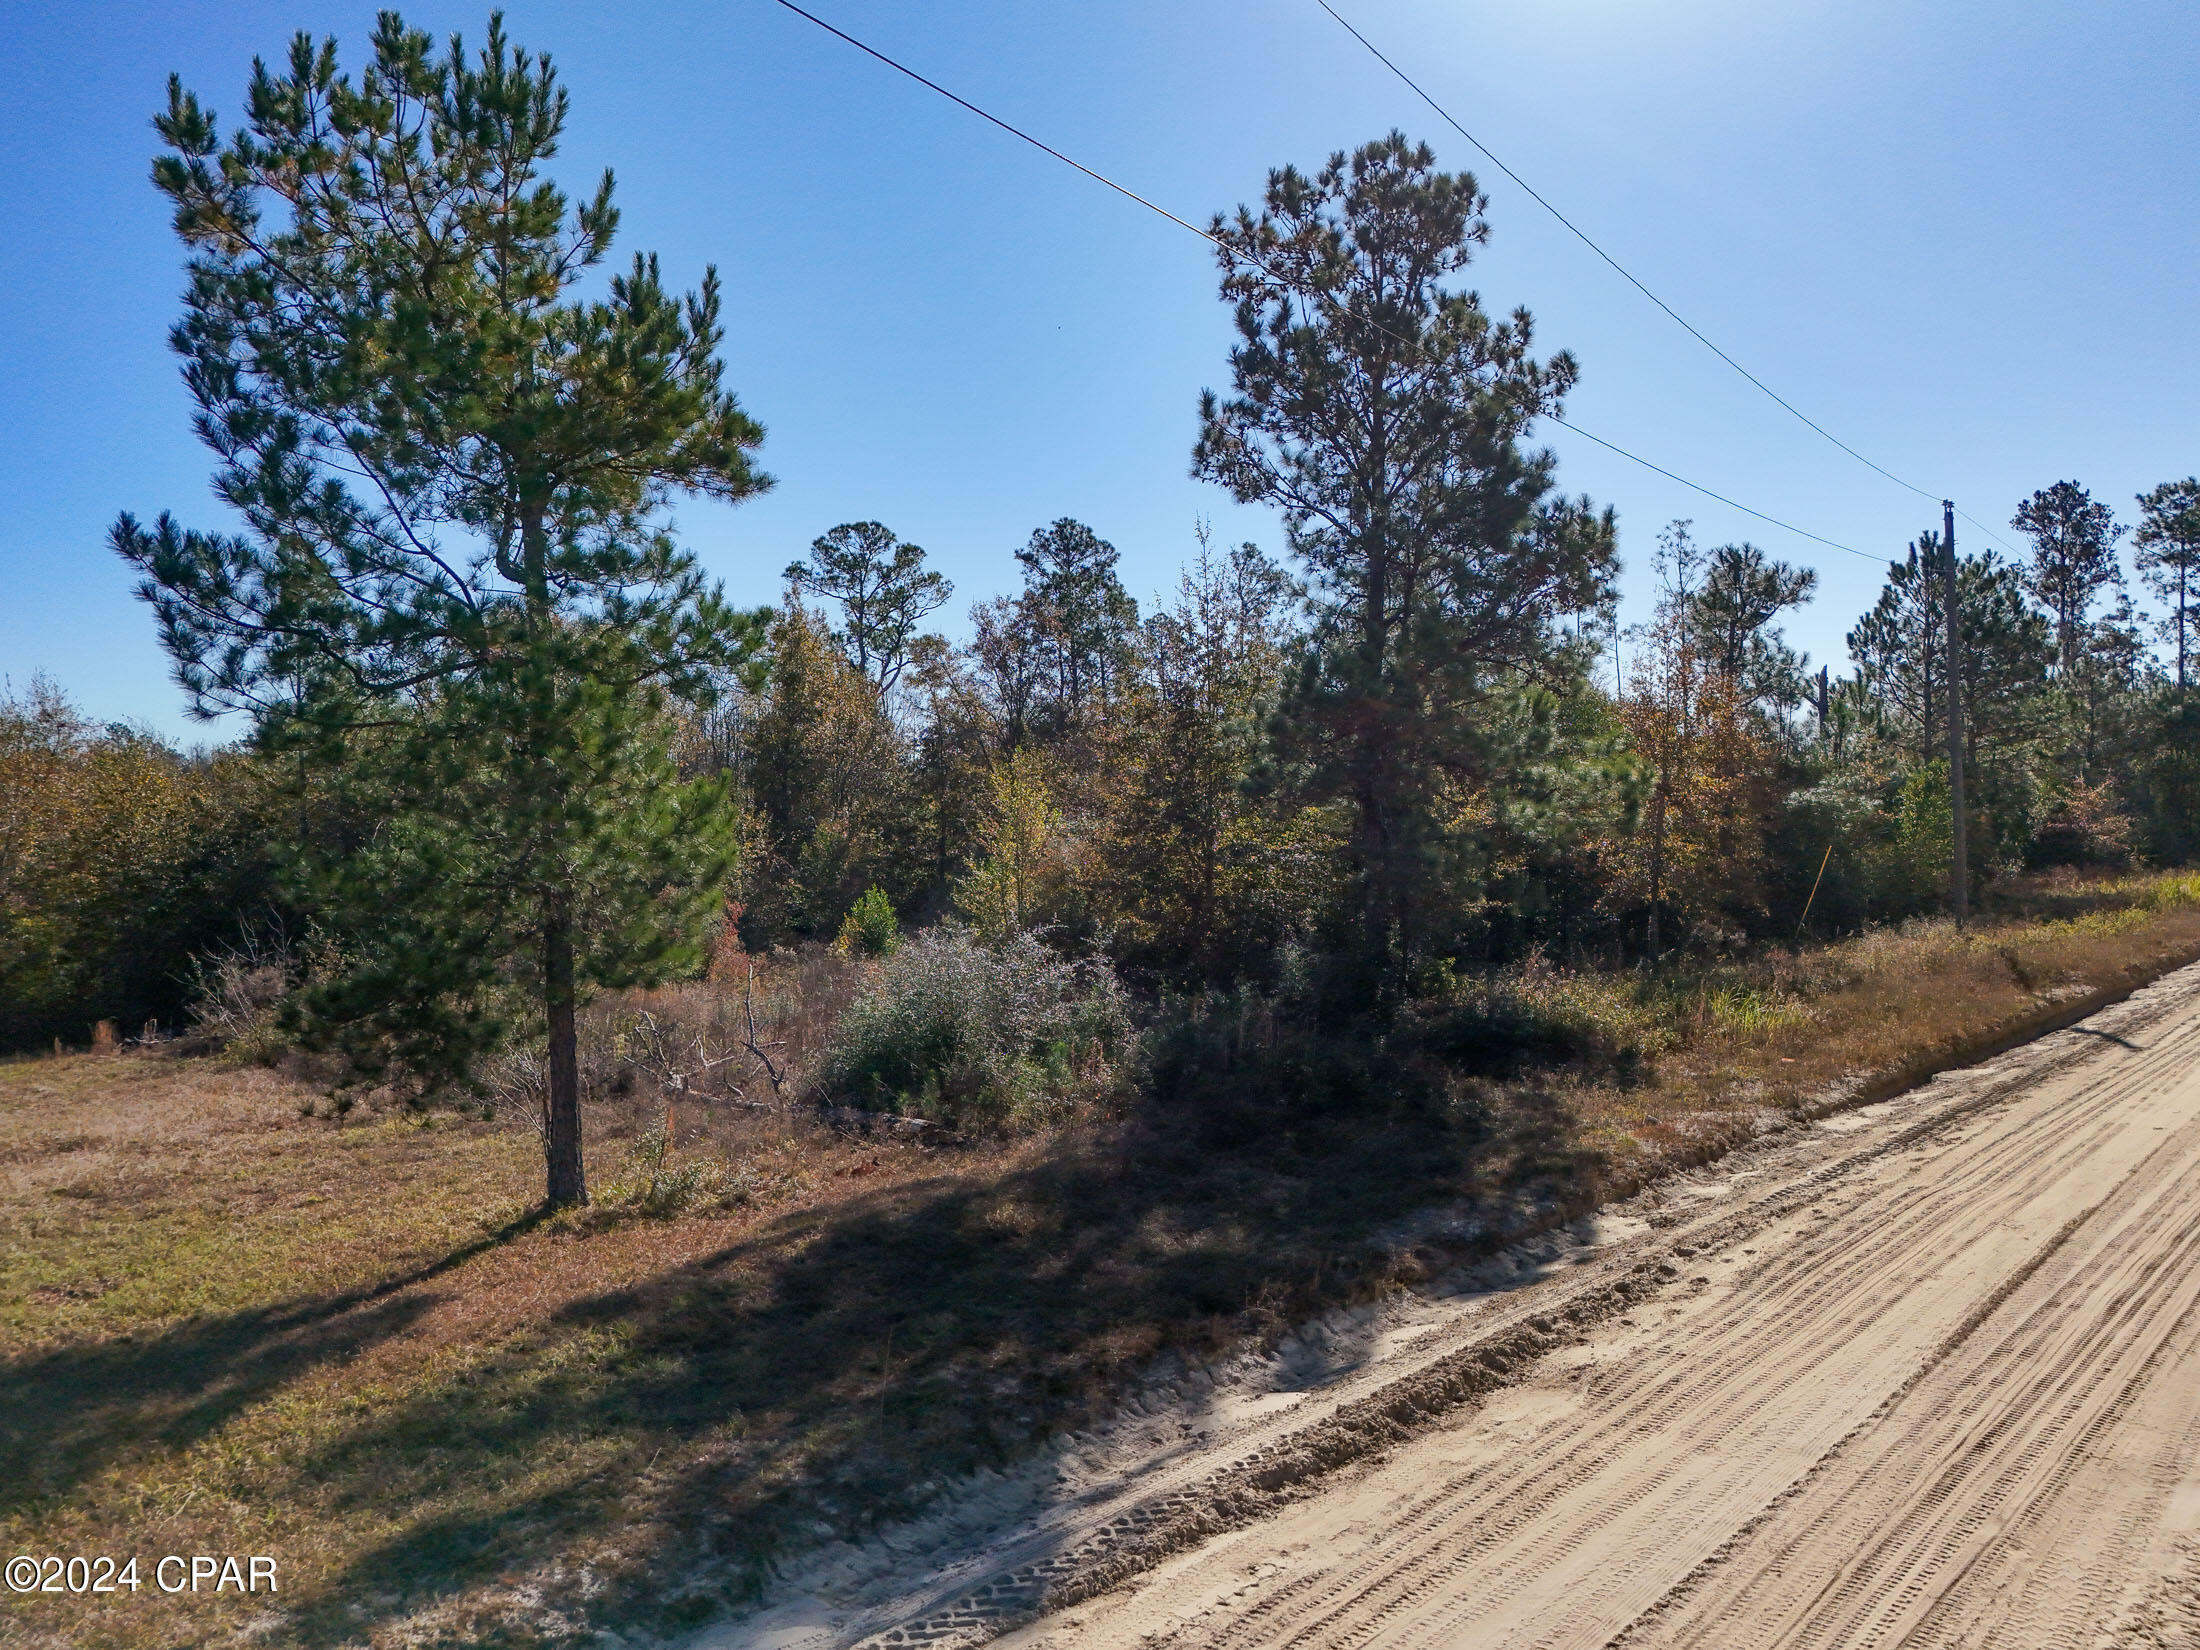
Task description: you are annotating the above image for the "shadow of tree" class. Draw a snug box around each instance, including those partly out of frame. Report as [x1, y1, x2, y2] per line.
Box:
[1, 1292, 438, 1513]
[271, 1078, 1610, 1643]
[0, 1209, 545, 1514]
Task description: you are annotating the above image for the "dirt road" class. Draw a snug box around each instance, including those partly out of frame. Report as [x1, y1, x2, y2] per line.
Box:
[714, 964, 2200, 1650]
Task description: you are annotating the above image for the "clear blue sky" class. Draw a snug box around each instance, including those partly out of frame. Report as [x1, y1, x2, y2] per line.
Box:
[3, 0, 2195, 739]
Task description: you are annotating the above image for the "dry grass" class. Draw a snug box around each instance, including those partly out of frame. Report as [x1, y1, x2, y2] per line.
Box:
[1551, 868, 2200, 1178]
[4, 870, 2199, 1649]
[0, 1052, 970, 1649]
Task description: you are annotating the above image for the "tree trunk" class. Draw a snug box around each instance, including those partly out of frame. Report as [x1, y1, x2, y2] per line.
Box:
[1646, 790, 1666, 961]
[542, 894, 588, 1210]
[1357, 492, 1396, 992]
[1352, 728, 1392, 976]
[520, 496, 587, 1212]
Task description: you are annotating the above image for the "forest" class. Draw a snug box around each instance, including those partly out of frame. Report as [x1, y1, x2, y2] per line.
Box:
[4, 15, 2198, 1215]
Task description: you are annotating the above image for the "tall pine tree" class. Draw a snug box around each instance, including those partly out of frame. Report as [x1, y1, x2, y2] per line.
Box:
[1014, 519, 1140, 733]
[1194, 133, 1614, 998]
[1848, 535, 1952, 759]
[2012, 481, 2124, 676]
[2135, 479, 2200, 691]
[113, 14, 768, 1207]
[1686, 541, 1816, 719]
[785, 522, 952, 701]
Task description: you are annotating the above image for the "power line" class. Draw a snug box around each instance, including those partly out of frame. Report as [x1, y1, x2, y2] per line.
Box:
[764, 0, 1899, 572]
[1316, 4, 2032, 568]
[1324, 1, 2047, 572]
[1315, 0, 1946, 507]
[1548, 416, 1877, 562]
[1955, 506, 2025, 561]
[766, 0, 1223, 249]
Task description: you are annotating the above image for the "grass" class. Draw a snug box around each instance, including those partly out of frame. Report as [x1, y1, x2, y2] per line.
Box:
[5, 868, 2200, 1649]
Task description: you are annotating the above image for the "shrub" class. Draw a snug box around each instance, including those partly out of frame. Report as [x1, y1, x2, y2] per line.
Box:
[183, 938, 297, 1063]
[1773, 777, 1889, 937]
[0, 682, 289, 1050]
[2028, 779, 2135, 869]
[1887, 763, 1954, 908]
[836, 885, 900, 956]
[594, 1115, 727, 1217]
[817, 927, 1130, 1130]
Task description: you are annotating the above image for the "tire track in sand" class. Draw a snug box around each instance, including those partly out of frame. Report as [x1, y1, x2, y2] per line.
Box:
[982, 968, 2200, 1650]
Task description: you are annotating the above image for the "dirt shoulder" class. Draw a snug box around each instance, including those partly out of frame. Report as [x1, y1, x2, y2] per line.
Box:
[4, 871, 2200, 1650]
[728, 954, 2200, 1650]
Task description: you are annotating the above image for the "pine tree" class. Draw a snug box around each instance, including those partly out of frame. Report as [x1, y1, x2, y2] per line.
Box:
[1013, 519, 1140, 732]
[2012, 482, 2125, 676]
[1948, 554, 2055, 772]
[1686, 541, 1816, 718]
[1849, 543, 2050, 864]
[785, 522, 952, 700]
[1194, 133, 1614, 997]
[2134, 479, 2200, 691]
[2055, 593, 2152, 788]
[1847, 535, 1951, 759]
[836, 885, 900, 956]
[111, 14, 768, 1207]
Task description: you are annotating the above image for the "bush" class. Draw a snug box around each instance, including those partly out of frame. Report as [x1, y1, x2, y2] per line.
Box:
[817, 927, 1130, 1130]
[835, 885, 900, 956]
[2028, 779, 2135, 869]
[594, 1116, 729, 1217]
[182, 937, 298, 1063]
[0, 682, 289, 1050]
[1772, 777, 1887, 937]
[1886, 763, 1955, 908]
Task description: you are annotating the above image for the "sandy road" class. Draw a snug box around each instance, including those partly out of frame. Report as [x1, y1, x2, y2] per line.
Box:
[971, 973, 2200, 1650]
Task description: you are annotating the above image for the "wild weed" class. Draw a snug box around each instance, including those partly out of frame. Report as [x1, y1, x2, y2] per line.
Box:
[818, 927, 1131, 1130]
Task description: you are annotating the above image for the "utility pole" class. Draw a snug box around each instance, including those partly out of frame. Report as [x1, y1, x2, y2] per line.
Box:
[1943, 501, 1968, 925]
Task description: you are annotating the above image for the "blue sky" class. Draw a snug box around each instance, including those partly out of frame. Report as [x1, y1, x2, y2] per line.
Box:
[3, 0, 2195, 739]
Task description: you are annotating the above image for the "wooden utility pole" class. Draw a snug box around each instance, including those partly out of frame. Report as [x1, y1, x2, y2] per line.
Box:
[1943, 501, 1968, 925]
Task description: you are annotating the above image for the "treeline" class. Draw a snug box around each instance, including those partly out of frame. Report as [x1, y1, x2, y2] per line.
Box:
[0, 682, 288, 1047]
[553, 480, 2200, 978]
[718, 520, 1316, 986]
[10, 13, 2196, 1209]
[13, 473, 2195, 1051]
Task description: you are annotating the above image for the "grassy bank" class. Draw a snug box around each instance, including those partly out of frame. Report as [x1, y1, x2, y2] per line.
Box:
[5, 869, 2200, 1650]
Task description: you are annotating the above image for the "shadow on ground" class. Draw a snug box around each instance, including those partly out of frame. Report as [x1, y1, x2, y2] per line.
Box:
[10, 1074, 1609, 1647]
[0, 1210, 544, 1513]
[287, 1074, 1609, 1645]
